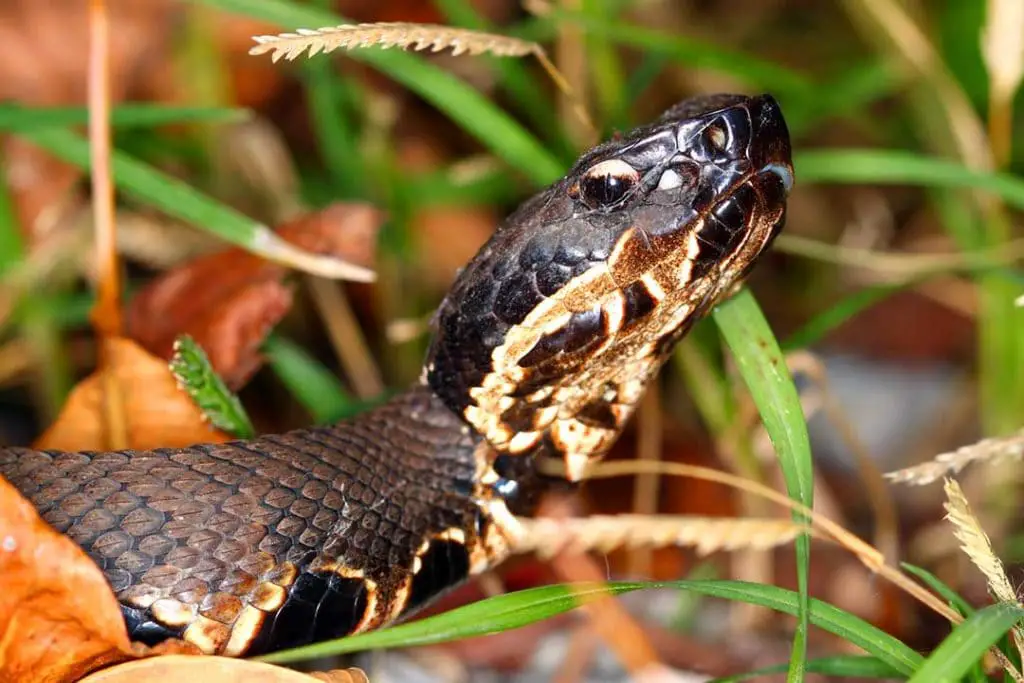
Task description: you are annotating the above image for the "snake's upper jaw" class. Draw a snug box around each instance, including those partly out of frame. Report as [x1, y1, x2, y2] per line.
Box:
[748, 93, 793, 179]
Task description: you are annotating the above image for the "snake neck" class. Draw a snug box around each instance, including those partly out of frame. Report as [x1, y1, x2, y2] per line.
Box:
[403, 381, 572, 518]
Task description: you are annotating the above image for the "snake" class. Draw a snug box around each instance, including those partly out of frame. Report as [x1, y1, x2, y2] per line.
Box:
[0, 93, 793, 657]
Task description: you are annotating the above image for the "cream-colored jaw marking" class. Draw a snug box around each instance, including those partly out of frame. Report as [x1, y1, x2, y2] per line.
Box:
[464, 222, 717, 482]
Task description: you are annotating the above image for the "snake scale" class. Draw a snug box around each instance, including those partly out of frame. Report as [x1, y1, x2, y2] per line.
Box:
[0, 93, 793, 657]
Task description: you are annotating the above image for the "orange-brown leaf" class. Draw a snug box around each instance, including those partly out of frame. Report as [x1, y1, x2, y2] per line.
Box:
[0, 477, 135, 683]
[126, 203, 383, 389]
[77, 655, 366, 683]
[33, 336, 231, 452]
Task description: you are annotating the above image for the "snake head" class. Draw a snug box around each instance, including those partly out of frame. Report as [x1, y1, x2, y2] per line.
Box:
[426, 93, 793, 481]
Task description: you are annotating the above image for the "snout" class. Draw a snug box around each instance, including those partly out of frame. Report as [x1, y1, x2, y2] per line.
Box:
[749, 94, 794, 194]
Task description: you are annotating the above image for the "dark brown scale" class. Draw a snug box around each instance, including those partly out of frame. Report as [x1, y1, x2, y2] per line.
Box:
[621, 280, 659, 329]
[406, 540, 471, 613]
[494, 272, 544, 324]
[692, 184, 757, 276]
[499, 400, 541, 434]
[575, 400, 620, 430]
[248, 569, 369, 654]
[0, 386, 488, 656]
[535, 261, 574, 296]
[518, 305, 604, 368]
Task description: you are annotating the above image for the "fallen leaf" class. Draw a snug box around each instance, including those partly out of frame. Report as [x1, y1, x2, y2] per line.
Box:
[33, 336, 231, 452]
[0, 476, 134, 683]
[77, 656, 367, 683]
[126, 202, 383, 389]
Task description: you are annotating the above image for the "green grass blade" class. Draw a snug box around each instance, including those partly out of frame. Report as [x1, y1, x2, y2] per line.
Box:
[170, 335, 255, 438]
[783, 61, 903, 136]
[678, 581, 921, 675]
[796, 149, 1024, 210]
[254, 579, 921, 674]
[713, 290, 814, 680]
[782, 283, 906, 351]
[549, 10, 812, 95]
[261, 335, 359, 424]
[901, 563, 976, 618]
[908, 603, 1024, 683]
[193, 0, 563, 185]
[13, 126, 367, 280]
[901, 563, 987, 683]
[302, 46, 365, 197]
[710, 654, 902, 682]
[617, 52, 670, 127]
[255, 582, 645, 663]
[798, 148, 1024, 435]
[0, 163, 24, 275]
[434, 0, 571, 156]
[0, 103, 249, 132]
[581, 0, 628, 128]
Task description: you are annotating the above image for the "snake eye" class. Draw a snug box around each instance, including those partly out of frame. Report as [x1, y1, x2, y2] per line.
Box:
[578, 159, 640, 209]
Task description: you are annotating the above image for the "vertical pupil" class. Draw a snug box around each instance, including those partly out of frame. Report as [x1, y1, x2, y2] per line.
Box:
[602, 176, 623, 202]
[585, 173, 627, 205]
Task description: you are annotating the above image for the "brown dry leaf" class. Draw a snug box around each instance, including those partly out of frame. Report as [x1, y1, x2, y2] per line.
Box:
[33, 336, 231, 452]
[126, 202, 383, 389]
[0, 476, 135, 683]
[79, 656, 368, 683]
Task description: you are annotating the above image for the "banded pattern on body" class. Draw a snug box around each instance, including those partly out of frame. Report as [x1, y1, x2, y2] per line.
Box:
[0, 387, 521, 655]
[0, 93, 793, 656]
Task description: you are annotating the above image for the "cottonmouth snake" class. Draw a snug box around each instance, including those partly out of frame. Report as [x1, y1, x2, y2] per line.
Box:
[0, 93, 793, 657]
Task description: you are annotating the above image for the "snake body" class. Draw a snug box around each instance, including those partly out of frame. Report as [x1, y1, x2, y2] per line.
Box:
[0, 93, 793, 656]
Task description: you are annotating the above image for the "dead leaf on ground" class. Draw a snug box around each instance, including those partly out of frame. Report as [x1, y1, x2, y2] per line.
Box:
[33, 336, 231, 452]
[125, 202, 383, 389]
[0, 476, 135, 683]
[78, 656, 368, 683]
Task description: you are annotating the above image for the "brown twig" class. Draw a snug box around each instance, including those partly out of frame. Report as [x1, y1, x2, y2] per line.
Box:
[87, 0, 128, 451]
[304, 276, 384, 400]
[87, 0, 119, 338]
